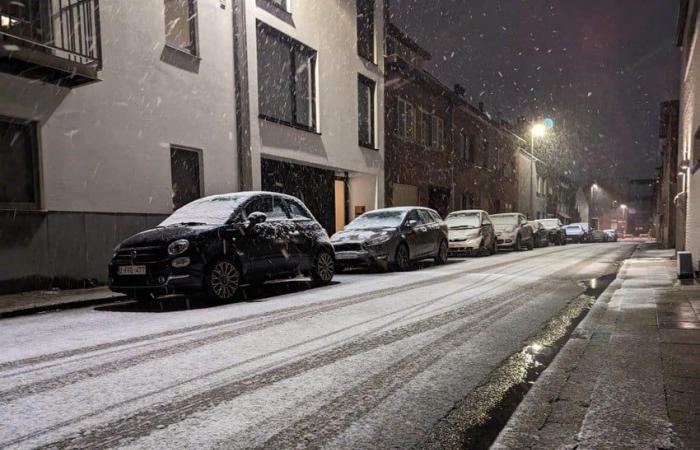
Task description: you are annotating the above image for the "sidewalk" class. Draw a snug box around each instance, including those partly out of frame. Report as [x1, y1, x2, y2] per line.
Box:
[0, 287, 126, 319]
[493, 244, 700, 449]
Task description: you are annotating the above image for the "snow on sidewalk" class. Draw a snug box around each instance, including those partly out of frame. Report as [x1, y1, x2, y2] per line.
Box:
[0, 287, 125, 318]
[493, 245, 700, 450]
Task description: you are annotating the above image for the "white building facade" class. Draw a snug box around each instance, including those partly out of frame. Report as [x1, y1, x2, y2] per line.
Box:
[0, 0, 239, 292]
[678, 0, 700, 266]
[233, 0, 385, 233]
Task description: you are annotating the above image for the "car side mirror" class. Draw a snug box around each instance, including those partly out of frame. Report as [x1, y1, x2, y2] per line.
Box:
[406, 219, 419, 228]
[248, 212, 267, 226]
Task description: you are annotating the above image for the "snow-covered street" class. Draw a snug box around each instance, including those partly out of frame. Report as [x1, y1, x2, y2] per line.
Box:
[0, 243, 635, 449]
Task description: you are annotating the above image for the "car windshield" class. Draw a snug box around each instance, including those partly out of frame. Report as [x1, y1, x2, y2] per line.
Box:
[491, 215, 518, 225]
[159, 194, 251, 226]
[346, 210, 407, 229]
[446, 212, 480, 228]
[565, 225, 582, 231]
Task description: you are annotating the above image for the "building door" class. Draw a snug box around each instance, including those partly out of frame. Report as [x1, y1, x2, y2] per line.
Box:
[170, 146, 202, 210]
[334, 179, 347, 232]
[261, 158, 335, 234]
[428, 185, 450, 218]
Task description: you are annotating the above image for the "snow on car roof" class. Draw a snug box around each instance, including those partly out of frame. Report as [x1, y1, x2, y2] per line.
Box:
[447, 210, 485, 215]
[197, 191, 304, 203]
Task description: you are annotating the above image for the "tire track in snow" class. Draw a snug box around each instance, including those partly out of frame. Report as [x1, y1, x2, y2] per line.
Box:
[33, 248, 606, 449]
[0, 247, 571, 374]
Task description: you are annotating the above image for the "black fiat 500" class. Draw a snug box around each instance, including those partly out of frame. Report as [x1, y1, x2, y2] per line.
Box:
[108, 192, 335, 302]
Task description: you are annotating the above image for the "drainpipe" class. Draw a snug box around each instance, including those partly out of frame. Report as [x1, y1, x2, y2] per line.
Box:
[232, 0, 253, 190]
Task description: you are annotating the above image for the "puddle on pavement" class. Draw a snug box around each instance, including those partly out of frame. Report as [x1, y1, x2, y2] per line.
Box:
[421, 272, 617, 450]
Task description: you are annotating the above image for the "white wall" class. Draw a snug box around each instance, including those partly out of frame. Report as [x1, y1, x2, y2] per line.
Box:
[516, 151, 545, 218]
[244, 0, 384, 204]
[680, 10, 700, 260]
[0, 0, 238, 214]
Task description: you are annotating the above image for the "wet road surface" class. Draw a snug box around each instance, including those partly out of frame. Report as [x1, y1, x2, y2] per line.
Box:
[0, 242, 635, 449]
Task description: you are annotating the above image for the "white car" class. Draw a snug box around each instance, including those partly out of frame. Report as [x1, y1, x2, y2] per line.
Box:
[563, 224, 585, 243]
[491, 213, 535, 251]
[445, 210, 498, 256]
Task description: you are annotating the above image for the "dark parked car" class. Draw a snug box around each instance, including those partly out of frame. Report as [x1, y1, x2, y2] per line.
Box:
[603, 229, 619, 242]
[491, 213, 534, 251]
[330, 207, 449, 271]
[590, 229, 609, 243]
[528, 220, 550, 248]
[536, 218, 567, 246]
[446, 209, 497, 256]
[109, 192, 335, 302]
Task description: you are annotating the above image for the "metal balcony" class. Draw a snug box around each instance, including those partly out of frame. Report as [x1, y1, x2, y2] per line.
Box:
[0, 0, 101, 87]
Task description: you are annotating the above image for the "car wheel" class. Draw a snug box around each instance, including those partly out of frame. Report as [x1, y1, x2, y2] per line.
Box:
[435, 240, 448, 264]
[527, 237, 535, 251]
[514, 235, 523, 251]
[311, 249, 335, 284]
[393, 243, 411, 271]
[206, 259, 240, 302]
[491, 239, 498, 255]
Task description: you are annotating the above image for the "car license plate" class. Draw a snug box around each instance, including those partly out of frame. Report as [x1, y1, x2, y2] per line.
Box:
[336, 252, 358, 260]
[118, 265, 146, 275]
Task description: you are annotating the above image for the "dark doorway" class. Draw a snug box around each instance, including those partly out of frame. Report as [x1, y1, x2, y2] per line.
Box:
[261, 158, 334, 233]
[428, 185, 451, 218]
[170, 146, 202, 210]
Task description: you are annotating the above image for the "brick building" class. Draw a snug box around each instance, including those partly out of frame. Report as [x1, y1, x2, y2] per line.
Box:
[384, 24, 519, 217]
[655, 100, 679, 249]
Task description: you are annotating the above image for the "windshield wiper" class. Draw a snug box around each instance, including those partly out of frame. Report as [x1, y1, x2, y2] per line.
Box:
[166, 221, 208, 227]
[449, 225, 478, 230]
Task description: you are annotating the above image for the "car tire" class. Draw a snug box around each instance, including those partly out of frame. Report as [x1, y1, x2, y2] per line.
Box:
[310, 248, 335, 284]
[205, 259, 241, 302]
[393, 243, 411, 271]
[435, 240, 449, 264]
[527, 237, 535, 251]
[491, 239, 497, 255]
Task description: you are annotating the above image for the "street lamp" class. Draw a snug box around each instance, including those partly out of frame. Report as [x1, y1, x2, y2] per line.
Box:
[530, 123, 546, 219]
[590, 183, 599, 229]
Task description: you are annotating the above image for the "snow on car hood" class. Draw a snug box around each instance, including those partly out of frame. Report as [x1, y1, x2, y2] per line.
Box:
[493, 223, 517, 233]
[331, 228, 397, 243]
[449, 228, 480, 240]
[120, 224, 219, 247]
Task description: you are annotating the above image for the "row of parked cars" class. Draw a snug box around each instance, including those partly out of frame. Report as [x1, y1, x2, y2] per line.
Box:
[107, 191, 617, 303]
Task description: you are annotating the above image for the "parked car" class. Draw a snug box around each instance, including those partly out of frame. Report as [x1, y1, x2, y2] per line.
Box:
[491, 213, 534, 251]
[528, 220, 550, 248]
[570, 222, 593, 243]
[536, 218, 567, 246]
[109, 192, 335, 303]
[330, 207, 449, 271]
[563, 224, 585, 243]
[603, 229, 619, 242]
[445, 210, 497, 256]
[590, 229, 609, 243]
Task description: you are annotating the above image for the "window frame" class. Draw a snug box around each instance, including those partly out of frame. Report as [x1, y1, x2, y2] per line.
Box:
[358, 74, 376, 148]
[163, 0, 199, 57]
[356, 0, 375, 63]
[256, 21, 318, 132]
[0, 115, 40, 210]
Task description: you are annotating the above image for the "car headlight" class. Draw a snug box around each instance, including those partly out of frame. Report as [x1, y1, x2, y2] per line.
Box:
[112, 244, 121, 258]
[365, 235, 392, 247]
[168, 239, 190, 255]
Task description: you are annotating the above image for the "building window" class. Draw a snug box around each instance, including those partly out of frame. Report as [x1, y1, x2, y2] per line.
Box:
[482, 138, 490, 167]
[358, 75, 375, 147]
[431, 116, 443, 150]
[0, 117, 39, 208]
[397, 98, 415, 140]
[170, 146, 202, 210]
[459, 131, 473, 161]
[461, 192, 476, 210]
[419, 110, 431, 147]
[164, 0, 198, 55]
[356, 0, 375, 62]
[257, 22, 317, 131]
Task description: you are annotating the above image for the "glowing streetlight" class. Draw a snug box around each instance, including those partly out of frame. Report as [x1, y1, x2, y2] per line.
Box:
[529, 123, 548, 219]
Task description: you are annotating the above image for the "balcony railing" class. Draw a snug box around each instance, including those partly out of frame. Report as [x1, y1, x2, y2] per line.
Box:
[0, 0, 101, 86]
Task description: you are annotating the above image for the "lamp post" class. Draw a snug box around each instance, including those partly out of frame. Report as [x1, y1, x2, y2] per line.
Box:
[530, 124, 546, 219]
[590, 183, 598, 229]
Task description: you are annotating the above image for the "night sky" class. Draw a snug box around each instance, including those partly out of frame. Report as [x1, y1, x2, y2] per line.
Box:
[388, 0, 680, 190]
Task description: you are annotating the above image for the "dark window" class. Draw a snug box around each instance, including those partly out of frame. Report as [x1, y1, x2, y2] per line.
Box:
[418, 209, 434, 224]
[358, 75, 375, 147]
[460, 131, 473, 162]
[431, 116, 443, 150]
[245, 196, 288, 220]
[170, 146, 202, 210]
[257, 22, 317, 130]
[356, 0, 374, 62]
[0, 117, 38, 208]
[270, 0, 288, 10]
[397, 98, 415, 139]
[164, 0, 198, 55]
